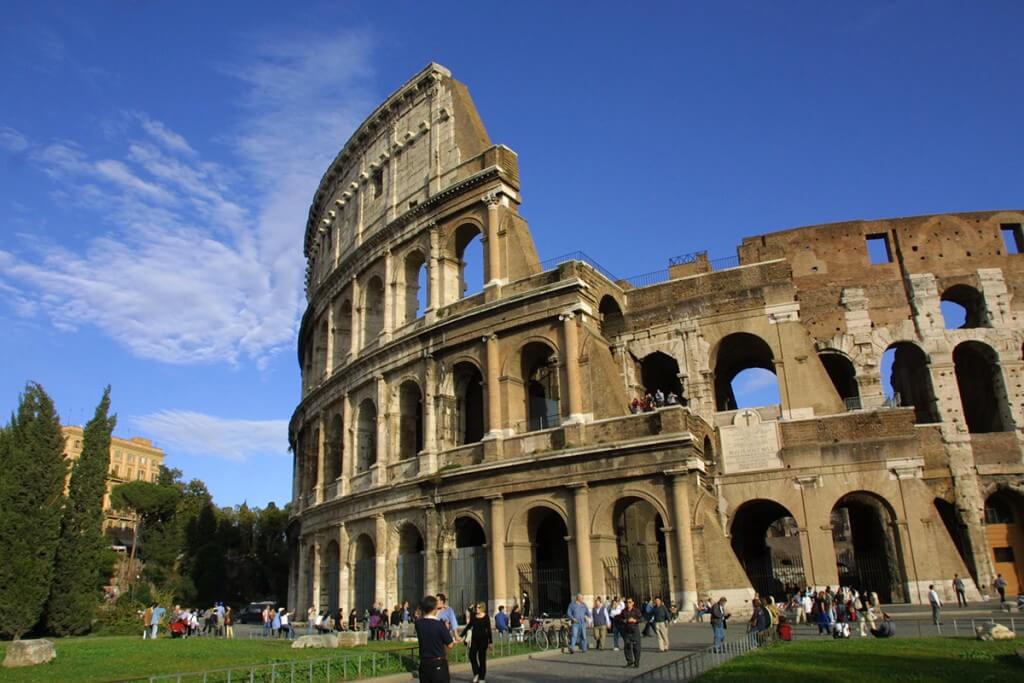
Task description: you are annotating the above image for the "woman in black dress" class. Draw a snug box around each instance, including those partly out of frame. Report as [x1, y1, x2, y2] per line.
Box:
[461, 602, 493, 683]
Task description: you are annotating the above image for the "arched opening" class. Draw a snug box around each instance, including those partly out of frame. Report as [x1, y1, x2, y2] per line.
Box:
[953, 341, 1013, 433]
[598, 295, 625, 338]
[523, 508, 570, 615]
[353, 535, 376, 615]
[323, 540, 340, 614]
[934, 498, 978, 582]
[362, 275, 385, 346]
[607, 498, 669, 601]
[714, 333, 779, 411]
[818, 351, 860, 410]
[941, 284, 987, 329]
[305, 429, 318, 494]
[640, 352, 684, 404]
[316, 319, 329, 378]
[703, 435, 716, 469]
[453, 362, 484, 444]
[356, 399, 377, 473]
[398, 381, 424, 459]
[403, 251, 427, 324]
[521, 342, 560, 431]
[333, 299, 352, 365]
[730, 499, 805, 601]
[832, 492, 907, 603]
[454, 223, 484, 298]
[448, 517, 489, 615]
[397, 524, 425, 607]
[984, 489, 1024, 597]
[324, 413, 343, 483]
[881, 342, 939, 423]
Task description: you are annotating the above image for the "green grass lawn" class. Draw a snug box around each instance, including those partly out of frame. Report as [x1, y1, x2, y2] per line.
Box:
[0, 636, 415, 682]
[699, 637, 1023, 682]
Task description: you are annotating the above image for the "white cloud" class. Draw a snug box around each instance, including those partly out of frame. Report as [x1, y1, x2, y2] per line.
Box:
[129, 410, 289, 462]
[0, 33, 376, 366]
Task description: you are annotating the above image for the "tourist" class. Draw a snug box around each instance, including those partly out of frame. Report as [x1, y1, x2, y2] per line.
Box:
[609, 597, 624, 650]
[652, 597, 671, 652]
[142, 604, 153, 639]
[953, 574, 967, 607]
[616, 597, 644, 668]
[710, 597, 729, 652]
[436, 593, 459, 637]
[591, 597, 609, 650]
[281, 608, 294, 639]
[271, 607, 282, 637]
[641, 596, 655, 637]
[629, 398, 641, 414]
[336, 607, 345, 631]
[461, 601, 492, 683]
[150, 602, 165, 639]
[307, 606, 316, 635]
[224, 606, 234, 639]
[314, 610, 326, 633]
[415, 595, 455, 683]
[521, 591, 531, 618]
[666, 392, 679, 405]
[871, 612, 895, 638]
[654, 389, 665, 407]
[567, 593, 590, 654]
[402, 601, 412, 623]
[747, 598, 770, 644]
[263, 606, 273, 637]
[994, 574, 1007, 604]
[390, 604, 403, 639]
[928, 584, 942, 625]
[801, 592, 812, 624]
[348, 609, 357, 631]
[509, 604, 523, 641]
[494, 605, 509, 641]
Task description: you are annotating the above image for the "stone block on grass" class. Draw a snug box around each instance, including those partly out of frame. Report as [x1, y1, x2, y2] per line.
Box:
[291, 634, 339, 649]
[975, 623, 1016, 641]
[337, 630, 369, 647]
[2, 639, 56, 668]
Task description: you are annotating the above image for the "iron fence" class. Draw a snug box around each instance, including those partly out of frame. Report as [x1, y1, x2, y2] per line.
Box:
[626, 630, 778, 683]
[537, 251, 618, 281]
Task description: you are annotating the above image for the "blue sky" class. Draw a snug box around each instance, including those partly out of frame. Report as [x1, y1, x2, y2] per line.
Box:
[2, 2, 1022, 507]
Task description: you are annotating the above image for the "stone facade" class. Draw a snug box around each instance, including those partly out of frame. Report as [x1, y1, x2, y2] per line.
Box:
[288, 63, 1024, 617]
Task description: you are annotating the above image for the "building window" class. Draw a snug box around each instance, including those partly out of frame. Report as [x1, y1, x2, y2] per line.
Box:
[112, 465, 119, 477]
[151, 472, 158, 482]
[985, 498, 1015, 524]
[994, 546, 1015, 563]
[372, 168, 384, 198]
[75, 440, 81, 449]
[866, 234, 893, 264]
[1001, 223, 1023, 255]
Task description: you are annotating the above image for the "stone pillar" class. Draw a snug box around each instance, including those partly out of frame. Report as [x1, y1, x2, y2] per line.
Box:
[383, 248, 394, 339]
[485, 334, 503, 438]
[569, 483, 594, 602]
[483, 193, 502, 285]
[375, 514, 387, 606]
[427, 223, 440, 315]
[341, 392, 353, 496]
[423, 355, 439, 473]
[488, 495, 508, 612]
[424, 505, 440, 592]
[375, 375, 389, 485]
[668, 472, 698, 609]
[315, 416, 326, 504]
[337, 523, 350, 611]
[560, 312, 585, 422]
[312, 537, 322, 612]
[350, 276, 361, 356]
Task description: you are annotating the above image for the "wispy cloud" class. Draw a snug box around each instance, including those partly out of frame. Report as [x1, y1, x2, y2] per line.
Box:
[0, 32, 376, 366]
[129, 410, 289, 462]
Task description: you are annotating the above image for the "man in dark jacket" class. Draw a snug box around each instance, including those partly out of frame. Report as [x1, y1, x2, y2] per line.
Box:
[615, 598, 644, 668]
[710, 597, 729, 652]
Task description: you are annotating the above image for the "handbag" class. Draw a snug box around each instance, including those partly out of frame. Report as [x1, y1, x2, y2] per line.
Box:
[462, 626, 473, 647]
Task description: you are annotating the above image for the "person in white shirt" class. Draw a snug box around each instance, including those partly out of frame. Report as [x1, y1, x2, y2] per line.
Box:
[801, 593, 813, 624]
[609, 597, 624, 651]
[927, 584, 942, 625]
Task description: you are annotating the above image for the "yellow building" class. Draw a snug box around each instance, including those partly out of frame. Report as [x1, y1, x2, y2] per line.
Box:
[61, 425, 165, 535]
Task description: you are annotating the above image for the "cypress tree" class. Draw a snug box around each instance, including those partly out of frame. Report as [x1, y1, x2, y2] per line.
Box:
[46, 386, 116, 635]
[0, 382, 67, 639]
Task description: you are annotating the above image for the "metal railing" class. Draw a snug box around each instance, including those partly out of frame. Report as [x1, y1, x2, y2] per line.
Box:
[668, 251, 707, 266]
[537, 251, 618, 282]
[627, 631, 776, 683]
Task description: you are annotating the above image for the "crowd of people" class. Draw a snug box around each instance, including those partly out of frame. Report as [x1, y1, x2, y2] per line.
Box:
[629, 389, 682, 413]
[140, 602, 237, 639]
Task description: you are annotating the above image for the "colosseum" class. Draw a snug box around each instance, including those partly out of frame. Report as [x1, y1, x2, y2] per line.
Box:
[287, 63, 1024, 618]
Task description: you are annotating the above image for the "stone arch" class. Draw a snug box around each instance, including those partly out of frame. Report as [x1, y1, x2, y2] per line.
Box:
[323, 539, 340, 614]
[316, 318, 329, 378]
[402, 249, 427, 324]
[830, 490, 908, 603]
[333, 298, 352, 366]
[451, 361, 484, 445]
[517, 505, 571, 614]
[590, 488, 671, 539]
[351, 533, 377, 614]
[941, 283, 988, 329]
[356, 398, 377, 473]
[818, 349, 860, 409]
[729, 498, 805, 601]
[608, 496, 670, 601]
[702, 435, 716, 469]
[397, 379, 424, 459]
[520, 340, 561, 431]
[507, 499, 571, 545]
[324, 412, 343, 483]
[953, 340, 1014, 433]
[598, 294, 625, 338]
[639, 351, 684, 404]
[881, 341, 939, 423]
[449, 221, 484, 299]
[362, 274, 386, 345]
[712, 332, 779, 411]
[395, 522, 425, 607]
[448, 515, 489, 615]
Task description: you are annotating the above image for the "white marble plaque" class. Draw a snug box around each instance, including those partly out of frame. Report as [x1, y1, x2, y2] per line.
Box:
[719, 409, 783, 474]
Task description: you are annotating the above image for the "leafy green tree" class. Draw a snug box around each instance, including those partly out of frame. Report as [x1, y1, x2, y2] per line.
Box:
[46, 386, 117, 635]
[110, 479, 180, 591]
[0, 383, 67, 639]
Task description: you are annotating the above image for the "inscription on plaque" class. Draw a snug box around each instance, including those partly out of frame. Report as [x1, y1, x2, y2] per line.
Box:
[719, 409, 783, 474]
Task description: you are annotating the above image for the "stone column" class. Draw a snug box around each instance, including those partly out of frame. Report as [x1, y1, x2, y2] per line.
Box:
[668, 471, 698, 609]
[350, 276, 361, 356]
[376, 375, 389, 485]
[325, 302, 335, 377]
[341, 392, 353, 496]
[423, 355, 439, 473]
[427, 223, 441, 315]
[383, 248, 394, 339]
[485, 334, 503, 438]
[424, 505, 440, 592]
[483, 192, 502, 285]
[375, 514, 388, 607]
[315, 416, 326, 504]
[337, 523, 350, 611]
[312, 537, 322, 612]
[569, 483, 595, 602]
[560, 312, 585, 422]
[488, 495, 508, 612]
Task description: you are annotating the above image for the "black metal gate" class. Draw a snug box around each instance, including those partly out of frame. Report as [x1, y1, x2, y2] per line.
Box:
[604, 551, 669, 601]
[742, 557, 806, 602]
[354, 556, 376, 614]
[518, 564, 570, 616]
[448, 546, 488, 615]
[836, 550, 894, 603]
[397, 553, 424, 607]
[326, 562, 340, 614]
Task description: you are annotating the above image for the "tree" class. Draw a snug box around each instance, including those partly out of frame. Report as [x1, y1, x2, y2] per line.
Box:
[46, 386, 117, 635]
[0, 383, 67, 639]
[110, 479, 180, 592]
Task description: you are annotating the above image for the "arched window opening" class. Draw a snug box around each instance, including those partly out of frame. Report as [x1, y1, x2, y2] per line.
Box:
[397, 524, 425, 607]
[455, 224, 484, 298]
[608, 498, 669, 602]
[521, 342, 560, 431]
[640, 351, 684, 405]
[730, 500, 805, 602]
[831, 492, 907, 603]
[598, 295, 625, 338]
[983, 490, 1024, 597]
[403, 251, 427, 324]
[363, 275, 385, 346]
[525, 508, 571, 615]
[934, 498, 977, 582]
[454, 363, 484, 445]
[941, 285, 987, 329]
[881, 342, 939, 423]
[714, 333, 779, 411]
[303, 345, 313, 390]
[333, 299, 352, 366]
[323, 540, 340, 614]
[449, 518, 489, 615]
[305, 430, 318, 494]
[953, 341, 1013, 433]
[398, 381, 424, 459]
[353, 535, 376, 615]
[316, 320, 329, 378]
[324, 413, 343, 483]
[356, 399, 377, 473]
[818, 352, 860, 410]
[703, 435, 716, 468]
